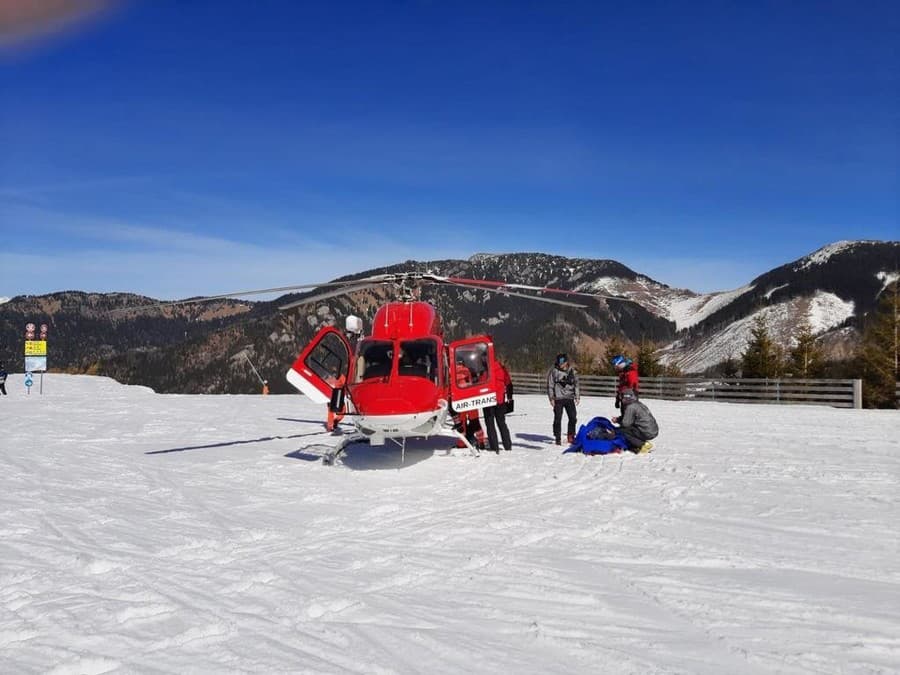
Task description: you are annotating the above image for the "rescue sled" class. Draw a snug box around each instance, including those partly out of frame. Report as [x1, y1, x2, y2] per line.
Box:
[563, 416, 628, 455]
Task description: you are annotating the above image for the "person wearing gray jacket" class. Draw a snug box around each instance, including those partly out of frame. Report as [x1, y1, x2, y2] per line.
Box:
[612, 389, 658, 453]
[547, 353, 580, 445]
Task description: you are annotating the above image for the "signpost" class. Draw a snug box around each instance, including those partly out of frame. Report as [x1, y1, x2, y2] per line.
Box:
[24, 322, 48, 394]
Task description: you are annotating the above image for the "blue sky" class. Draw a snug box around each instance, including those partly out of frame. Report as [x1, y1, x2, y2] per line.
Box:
[1, 0, 897, 298]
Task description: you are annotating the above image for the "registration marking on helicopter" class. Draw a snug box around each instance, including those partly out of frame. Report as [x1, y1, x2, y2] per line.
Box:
[452, 393, 497, 412]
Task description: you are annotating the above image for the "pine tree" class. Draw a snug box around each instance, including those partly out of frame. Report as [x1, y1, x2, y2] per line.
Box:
[860, 280, 899, 408]
[573, 344, 601, 375]
[603, 336, 629, 375]
[787, 322, 825, 378]
[741, 315, 782, 378]
[663, 361, 683, 377]
[636, 339, 664, 377]
[720, 355, 739, 378]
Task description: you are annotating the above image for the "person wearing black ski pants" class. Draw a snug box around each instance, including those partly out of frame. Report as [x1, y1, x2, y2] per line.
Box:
[547, 353, 580, 445]
[483, 404, 512, 452]
[552, 399, 577, 445]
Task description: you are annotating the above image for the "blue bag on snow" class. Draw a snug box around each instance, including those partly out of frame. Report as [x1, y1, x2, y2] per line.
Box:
[563, 416, 628, 455]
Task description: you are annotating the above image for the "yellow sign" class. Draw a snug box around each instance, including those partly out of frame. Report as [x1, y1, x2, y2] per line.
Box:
[25, 340, 47, 356]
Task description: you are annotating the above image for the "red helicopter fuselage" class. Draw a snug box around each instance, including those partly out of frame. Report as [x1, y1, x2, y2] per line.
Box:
[286, 301, 498, 446]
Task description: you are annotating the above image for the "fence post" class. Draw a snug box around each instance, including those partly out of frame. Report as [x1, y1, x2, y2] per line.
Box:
[852, 379, 862, 409]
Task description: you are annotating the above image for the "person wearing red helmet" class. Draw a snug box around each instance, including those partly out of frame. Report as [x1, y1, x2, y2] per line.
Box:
[612, 354, 639, 409]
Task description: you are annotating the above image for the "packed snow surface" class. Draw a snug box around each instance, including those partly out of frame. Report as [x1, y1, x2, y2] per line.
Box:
[2, 375, 899, 674]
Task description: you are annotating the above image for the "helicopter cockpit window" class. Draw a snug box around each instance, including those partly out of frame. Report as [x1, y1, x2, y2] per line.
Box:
[454, 343, 490, 389]
[398, 339, 438, 382]
[355, 339, 393, 381]
[304, 332, 347, 384]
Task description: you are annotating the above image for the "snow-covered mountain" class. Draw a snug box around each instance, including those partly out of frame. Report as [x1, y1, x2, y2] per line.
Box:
[656, 240, 899, 372]
[0, 240, 896, 386]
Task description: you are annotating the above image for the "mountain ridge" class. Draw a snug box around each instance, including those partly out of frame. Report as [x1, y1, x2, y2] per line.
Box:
[1, 240, 897, 390]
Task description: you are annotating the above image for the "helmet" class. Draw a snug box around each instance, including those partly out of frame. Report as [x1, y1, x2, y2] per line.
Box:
[556, 353, 568, 366]
[620, 388, 637, 405]
[612, 355, 628, 369]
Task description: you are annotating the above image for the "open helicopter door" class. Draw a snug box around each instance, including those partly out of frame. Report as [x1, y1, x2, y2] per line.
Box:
[448, 336, 498, 413]
[286, 327, 352, 405]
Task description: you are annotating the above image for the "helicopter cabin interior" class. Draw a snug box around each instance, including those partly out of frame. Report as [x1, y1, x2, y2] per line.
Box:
[354, 338, 440, 383]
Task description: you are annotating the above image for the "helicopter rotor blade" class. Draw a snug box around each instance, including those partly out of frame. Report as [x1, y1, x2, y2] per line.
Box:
[440, 276, 629, 302]
[433, 279, 588, 308]
[109, 277, 393, 314]
[277, 282, 386, 311]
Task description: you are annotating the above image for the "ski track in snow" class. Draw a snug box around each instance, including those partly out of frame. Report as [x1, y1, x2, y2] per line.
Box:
[1, 375, 899, 674]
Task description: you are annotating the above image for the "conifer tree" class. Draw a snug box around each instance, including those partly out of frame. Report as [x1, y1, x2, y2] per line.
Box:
[741, 315, 782, 378]
[636, 339, 664, 377]
[663, 361, 683, 377]
[720, 355, 739, 378]
[860, 281, 899, 408]
[603, 336, 629, 375]
[573, 345, 601, 375]
[787, 321, 825, 378]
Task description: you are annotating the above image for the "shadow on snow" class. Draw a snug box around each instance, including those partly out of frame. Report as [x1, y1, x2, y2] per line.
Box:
[284, 434, 471, 471]
[146, 429, 330, 455]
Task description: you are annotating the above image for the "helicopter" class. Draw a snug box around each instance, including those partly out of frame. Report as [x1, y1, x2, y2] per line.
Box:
[123, 270, 627, 465]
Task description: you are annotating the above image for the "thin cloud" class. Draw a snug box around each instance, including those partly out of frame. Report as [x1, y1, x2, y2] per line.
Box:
[0, 0, 117, 50]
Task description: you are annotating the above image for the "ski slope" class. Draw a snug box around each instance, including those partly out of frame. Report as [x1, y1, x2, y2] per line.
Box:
[2, 375, 899, 674]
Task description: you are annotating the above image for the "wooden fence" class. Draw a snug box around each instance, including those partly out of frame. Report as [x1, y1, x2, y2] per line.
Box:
[512, 373, 864, 409]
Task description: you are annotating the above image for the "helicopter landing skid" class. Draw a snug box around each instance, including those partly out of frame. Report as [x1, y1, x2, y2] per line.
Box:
[450, 431, 480, 458]
[321, 430, 479, 466]
[322, 433, 369, 465]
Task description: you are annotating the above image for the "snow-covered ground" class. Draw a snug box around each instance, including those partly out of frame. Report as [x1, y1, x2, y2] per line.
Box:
[2, 375, 899, 674]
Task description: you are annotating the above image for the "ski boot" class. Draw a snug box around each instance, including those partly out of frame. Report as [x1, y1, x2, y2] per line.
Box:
[637, 441, 654, 454]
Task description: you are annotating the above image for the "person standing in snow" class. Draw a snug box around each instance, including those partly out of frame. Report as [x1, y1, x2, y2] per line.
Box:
[547, 353, 579, 445]
[612, 389, 657, 453]
[0, 363, 7, 395]
[482, 357, 512, 452]
[324, 367, 346, 432]
[612, 354, 639, 409]
[450, 355, 486, 450]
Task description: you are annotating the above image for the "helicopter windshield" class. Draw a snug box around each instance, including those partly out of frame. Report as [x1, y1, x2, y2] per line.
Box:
[354, 340, 393, 381]
[398, 339, 438, 382]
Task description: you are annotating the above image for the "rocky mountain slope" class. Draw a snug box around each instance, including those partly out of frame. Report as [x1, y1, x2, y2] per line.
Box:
[1, 240, 896, 391]
[656, 241, 899, 372]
